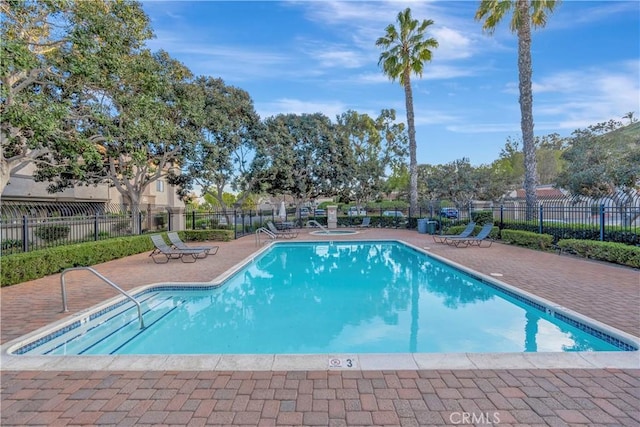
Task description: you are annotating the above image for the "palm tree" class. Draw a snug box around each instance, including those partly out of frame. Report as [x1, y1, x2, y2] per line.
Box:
[623, 112, 637, 124]
[475, 0, 560, 219]
[376, 8, 438, 216]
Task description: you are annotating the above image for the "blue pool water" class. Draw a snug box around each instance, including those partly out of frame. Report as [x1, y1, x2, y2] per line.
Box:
[18, 241, 632, 355]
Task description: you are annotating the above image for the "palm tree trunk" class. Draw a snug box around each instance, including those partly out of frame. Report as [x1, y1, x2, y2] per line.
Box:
[403, 72, 418, 215]
[524, 311, 538, 352]
[517, 0, 538, 220]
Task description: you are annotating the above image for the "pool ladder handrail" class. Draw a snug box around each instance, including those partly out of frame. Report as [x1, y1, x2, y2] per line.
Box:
[61, 267, 145, 329]
[255, 227, 276, 245]
[306, 219, 328, 232]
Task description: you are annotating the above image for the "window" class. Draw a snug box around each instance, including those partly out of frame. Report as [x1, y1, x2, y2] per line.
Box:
[156, 180, 165, 192]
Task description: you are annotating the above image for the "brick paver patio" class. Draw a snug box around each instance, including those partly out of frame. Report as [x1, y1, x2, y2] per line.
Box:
[2, 229, 639, 426]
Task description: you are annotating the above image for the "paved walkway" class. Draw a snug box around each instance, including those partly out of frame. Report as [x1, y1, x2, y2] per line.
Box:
[2, 229, 639, 425]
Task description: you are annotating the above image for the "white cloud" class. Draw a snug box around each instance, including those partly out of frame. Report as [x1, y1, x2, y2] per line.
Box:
[533, 61, 640, 129]
[314, 48, 366, 69]
[431, 26, 474, 60]
[298, 39, 369, 69]
[414, 109, 458, 126]
[354, 72, 390, 84]
[257, 98, 349, 120]
[546, 1, 640, 30]
[447, 122, 521, 134]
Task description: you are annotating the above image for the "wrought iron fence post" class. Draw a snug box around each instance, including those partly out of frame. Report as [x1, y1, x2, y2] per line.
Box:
[599, 203, 605, 241]
[539, 205, 544, 234]
[138, 212, 143, 235]
[22, 215, 29, 252]
[500, 205, 504, 230]
[234, 209, 238, 240]
[192, 210, 196, 230]
[94, 212, 99, 241]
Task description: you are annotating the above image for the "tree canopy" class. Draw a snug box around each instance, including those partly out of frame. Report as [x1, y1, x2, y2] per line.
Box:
[336, 109, 406, 207]
[250, 113, 353, 207]
[556, 120, 640, 206]
[1, 0, 154, 194]
[179, 76, 262, 213]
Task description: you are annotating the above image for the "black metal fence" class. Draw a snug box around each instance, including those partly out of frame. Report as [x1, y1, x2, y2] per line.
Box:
[416, 200, 639, 245]
[2, 198, 638, 255]
[185, 209, 279, 238]
[490, 203, 640, 245]
[1, 203, 173, 255]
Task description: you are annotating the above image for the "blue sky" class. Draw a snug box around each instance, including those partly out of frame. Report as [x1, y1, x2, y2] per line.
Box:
[141, 1, 640, 166]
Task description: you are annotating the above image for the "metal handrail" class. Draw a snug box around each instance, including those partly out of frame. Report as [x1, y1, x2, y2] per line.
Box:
[306, 219, 328, 232]
[60, 267, 145, 329]
[255, 227, 276, 245]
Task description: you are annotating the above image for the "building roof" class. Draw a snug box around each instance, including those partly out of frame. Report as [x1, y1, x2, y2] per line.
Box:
[508, 185, 566, 200]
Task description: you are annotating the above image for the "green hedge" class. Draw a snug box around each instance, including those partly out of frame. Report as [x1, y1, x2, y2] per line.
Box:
[501, 229, 554, 250]
[179, 229, 233, 242]
[336, 216, 410, 228]
[440, 223, 470, 235]
[1, 235, 154, 287]
[500, 220, 638, 245]
[0, 230, 233, 287]
[470, 210, 494, 225]
[437, 224, 500, 239]
[557, 239, 640, 268]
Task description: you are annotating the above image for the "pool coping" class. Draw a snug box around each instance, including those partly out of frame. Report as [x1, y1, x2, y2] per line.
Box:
[2, 239, 639, 371]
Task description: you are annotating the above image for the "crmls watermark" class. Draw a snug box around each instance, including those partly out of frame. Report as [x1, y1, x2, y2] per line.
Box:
[449, 411, 501, 425]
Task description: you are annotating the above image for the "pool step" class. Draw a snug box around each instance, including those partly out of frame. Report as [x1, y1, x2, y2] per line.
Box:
[28, 293, 185, 355]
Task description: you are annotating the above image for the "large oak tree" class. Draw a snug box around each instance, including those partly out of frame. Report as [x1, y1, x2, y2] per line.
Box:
[1, 0, 153, 194]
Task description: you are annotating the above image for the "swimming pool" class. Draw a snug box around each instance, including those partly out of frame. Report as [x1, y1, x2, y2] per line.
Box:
[8, 241, 638, 357]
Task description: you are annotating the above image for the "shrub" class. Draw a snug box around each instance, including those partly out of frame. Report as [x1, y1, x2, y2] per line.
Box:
[34, 224, 70, 242]
[471, 210, 494, 225]
[557, 239, 640, 268]
[436, 224, 500, 239]
[440, 223, 471, 235]
[1, 239, 22, 251]
[499, 220, 638, 245]
[96, 231, 111, 240]
[501, 229, 554, 250]
[180, 229, 233, 242]
[111, 218, 131, 233]
[1, 235, 155, 287]
[154, 213, 167, 228]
